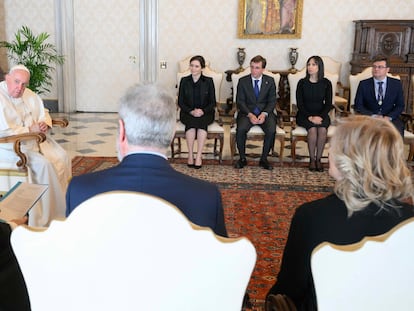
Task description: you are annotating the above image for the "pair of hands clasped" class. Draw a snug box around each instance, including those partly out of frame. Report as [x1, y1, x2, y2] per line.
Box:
[308, 116, 323, 125]
[29, 121, 49, 133]
[190, 109, 204, 117]
[248, 112, 266, 125]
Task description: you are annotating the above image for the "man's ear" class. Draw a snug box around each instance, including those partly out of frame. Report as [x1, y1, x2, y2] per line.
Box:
[118, 119, 126, 142]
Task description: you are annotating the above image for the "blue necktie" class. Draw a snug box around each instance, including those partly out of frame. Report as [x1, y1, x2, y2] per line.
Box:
[254, 79, 260, 99]
[253, 80, 261, 116]
[377, 81, 384, 105]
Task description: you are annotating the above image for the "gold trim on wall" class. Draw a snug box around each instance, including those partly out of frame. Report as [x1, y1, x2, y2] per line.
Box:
[238, 0, 303, 39]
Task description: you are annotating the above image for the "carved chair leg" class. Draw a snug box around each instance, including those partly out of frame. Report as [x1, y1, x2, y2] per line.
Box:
[277, 135, 285, 165]
[218, 135, 224, 163]
[230, 133, 236, 162]
[291, 137, 298, 163]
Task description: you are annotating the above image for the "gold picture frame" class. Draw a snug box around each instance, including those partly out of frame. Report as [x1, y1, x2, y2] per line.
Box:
[238, 0, 303, 39]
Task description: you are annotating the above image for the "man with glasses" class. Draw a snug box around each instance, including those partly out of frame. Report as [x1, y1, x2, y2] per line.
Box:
[354, 55, 405, 135]
[234, 55, 277, 170]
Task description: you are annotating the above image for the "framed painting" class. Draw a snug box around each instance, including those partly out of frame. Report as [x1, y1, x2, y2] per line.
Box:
[238, 0, 303, 39]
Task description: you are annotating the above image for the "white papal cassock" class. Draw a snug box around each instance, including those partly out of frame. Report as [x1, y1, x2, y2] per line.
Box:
[0, 81, 71, 227]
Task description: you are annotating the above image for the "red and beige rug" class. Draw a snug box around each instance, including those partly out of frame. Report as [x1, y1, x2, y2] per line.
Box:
[72, 156, 335, 309]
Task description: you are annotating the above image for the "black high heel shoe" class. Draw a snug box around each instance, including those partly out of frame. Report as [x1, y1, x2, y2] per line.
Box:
[194, 159, 202, 169]
[309, 159, 316, 171]
[187, 158, 195, 168]
[316, 160, 324, 172]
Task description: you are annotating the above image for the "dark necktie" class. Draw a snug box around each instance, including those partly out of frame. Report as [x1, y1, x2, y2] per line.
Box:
[377, 81, 384, 105]
[254, 79, 260, 99]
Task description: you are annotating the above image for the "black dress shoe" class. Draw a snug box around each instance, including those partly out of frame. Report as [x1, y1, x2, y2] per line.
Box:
[187, 164, 195, 168]
[235, 158, 247, 169]
[259, 159, 273, 170]
[194, 165, 202, 169]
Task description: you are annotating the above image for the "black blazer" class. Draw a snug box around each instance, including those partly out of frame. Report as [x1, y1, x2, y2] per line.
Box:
[236, 74, 277, 116]
[178, 74, 216, 114]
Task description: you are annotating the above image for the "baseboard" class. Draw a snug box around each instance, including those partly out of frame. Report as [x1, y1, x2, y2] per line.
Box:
[43, 99, 58, 112]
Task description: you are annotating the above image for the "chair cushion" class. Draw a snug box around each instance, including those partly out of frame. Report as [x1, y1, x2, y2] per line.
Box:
[291, 126, 307, 136]
[175, 121, 185, 133]
[276, 126, 286, 135]
[292, 125, 336, 137]
[175, 121, 223, 134]
[230, 125, 285, 136]
[207, 122, 224, 133]
[334, 96, 348, 104]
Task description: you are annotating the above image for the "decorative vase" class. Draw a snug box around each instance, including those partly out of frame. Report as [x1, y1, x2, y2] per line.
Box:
[237, 47, 246, 69]
[289, 47, 299, 73]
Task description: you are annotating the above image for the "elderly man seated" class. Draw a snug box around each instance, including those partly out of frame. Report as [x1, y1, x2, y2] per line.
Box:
[0, 65, 70, 227]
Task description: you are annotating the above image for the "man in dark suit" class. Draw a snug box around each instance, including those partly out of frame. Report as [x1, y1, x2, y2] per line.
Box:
[235, 55, 277, 170]
[66, 84, 227, 237]
[354, 55, 405, 136]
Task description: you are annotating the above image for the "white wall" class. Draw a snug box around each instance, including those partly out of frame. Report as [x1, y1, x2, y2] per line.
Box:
[159, 0, 414, 102]
[3, 0, 414, 108]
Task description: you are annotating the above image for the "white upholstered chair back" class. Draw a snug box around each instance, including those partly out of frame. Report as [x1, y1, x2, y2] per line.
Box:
[321, 56, 342, 77]
[176, 68, 223, 102]
[231, 67, 281, 104]
[311, 217, 414, 311]
[349, 67, 374, 113]
[11, 191, 257, 311]
[178, 55, 211, 73]
[287, 68, 307, 114]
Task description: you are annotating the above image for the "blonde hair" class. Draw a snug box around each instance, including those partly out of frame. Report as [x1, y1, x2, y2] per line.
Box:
[330, 115, 413, 216]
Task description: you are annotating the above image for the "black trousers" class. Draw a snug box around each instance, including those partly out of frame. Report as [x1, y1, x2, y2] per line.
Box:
[235, 113, 276, 160]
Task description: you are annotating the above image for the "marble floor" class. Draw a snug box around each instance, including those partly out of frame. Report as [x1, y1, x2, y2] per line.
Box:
[50, 112, 312, 163]
[50, 112, 413, 164]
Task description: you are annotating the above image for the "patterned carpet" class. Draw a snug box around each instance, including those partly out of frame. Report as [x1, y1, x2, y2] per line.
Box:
[72, 156, 335, 309]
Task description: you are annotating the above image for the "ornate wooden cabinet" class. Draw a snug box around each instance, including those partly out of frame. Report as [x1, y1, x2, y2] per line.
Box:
[350, 20, 414, 113]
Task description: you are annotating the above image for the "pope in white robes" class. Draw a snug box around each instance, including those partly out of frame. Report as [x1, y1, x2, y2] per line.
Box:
[0, 64, 71, 226]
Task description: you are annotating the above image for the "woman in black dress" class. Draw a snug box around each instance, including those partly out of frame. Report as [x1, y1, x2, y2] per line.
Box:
[266, 116, 414, 310]
[178, 55, 216, 169]
[296, 56, 333, 171]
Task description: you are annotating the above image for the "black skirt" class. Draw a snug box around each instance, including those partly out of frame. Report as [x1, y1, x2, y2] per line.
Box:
[180, 110, 214, 131]
[296, 113, 331, 130]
